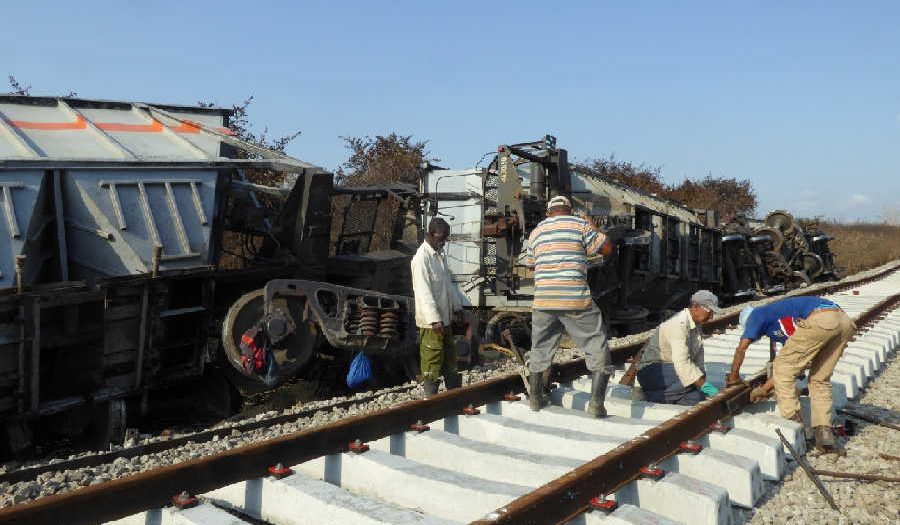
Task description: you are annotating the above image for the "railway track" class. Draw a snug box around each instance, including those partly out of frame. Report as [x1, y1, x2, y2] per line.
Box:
[0, 266, 898, 524]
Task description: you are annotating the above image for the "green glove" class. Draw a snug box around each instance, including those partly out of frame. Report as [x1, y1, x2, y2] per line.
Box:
[700, 382, 719, 397]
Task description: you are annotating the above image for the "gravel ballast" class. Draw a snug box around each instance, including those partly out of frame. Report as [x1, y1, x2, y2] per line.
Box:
[0, 260, 897, 511]
[746, 349, 900, 524]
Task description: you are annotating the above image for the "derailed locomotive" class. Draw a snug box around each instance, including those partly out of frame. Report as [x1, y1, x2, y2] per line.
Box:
[0, 96, 418, 455]
[420, 136, 838, 342]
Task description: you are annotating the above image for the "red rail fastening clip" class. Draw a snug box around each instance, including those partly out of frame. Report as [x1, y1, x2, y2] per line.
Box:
[267, 463, 293, 479]
[832, 424, 848, 437]
[348, 439, 370, 454]
[708, 422, 731, 434]
[679, 440, 703, 454]
[639, 464, 665, 480]
[461, 404, 481, 415]
[852, 290, 860, 295]
[171, 490, 198, 509]
[503, 393, 522, 401]
[409, 420, 430, 432]
[589, 495, 618, 513]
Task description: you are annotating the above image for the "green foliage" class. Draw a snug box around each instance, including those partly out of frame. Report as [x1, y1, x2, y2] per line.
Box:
[668, 175, 758, 219]
[336, 133, 433, 187]
[576, 156, 668, 196]
[578, 155, 758, 218]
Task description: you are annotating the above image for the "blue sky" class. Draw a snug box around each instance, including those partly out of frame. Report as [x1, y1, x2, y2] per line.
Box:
[3, 1, 898, 221]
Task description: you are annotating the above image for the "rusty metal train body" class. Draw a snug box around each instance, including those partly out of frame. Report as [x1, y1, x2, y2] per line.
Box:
[0, 102, 837, 457]
[420, 136, 838, 340]
[0, 96, 416, 455]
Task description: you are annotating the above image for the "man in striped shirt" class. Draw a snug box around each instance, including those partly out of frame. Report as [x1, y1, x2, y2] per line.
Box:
[524, 196, 614, 415]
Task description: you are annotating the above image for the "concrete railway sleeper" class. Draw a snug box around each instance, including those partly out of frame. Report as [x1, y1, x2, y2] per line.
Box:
[2, 261, 894, 491]
[0, 272, 897, 525]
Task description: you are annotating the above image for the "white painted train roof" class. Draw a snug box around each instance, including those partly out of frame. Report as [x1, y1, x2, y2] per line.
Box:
[0, 95, 317, 172]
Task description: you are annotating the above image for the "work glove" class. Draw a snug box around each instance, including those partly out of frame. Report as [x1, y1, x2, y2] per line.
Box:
[749, 386, 773, 403]
[700, 382, 719, 398]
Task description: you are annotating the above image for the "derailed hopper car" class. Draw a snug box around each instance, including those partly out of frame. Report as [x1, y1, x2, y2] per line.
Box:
[0, 96, 416, 456]
[421, 137, 841, 348]
[420, 136, 725, 341]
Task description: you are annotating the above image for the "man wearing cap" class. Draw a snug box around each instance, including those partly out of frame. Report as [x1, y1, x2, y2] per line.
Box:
[411, 217, 467, 397]
[635, 291, 722, 405]
[727, 296, 854, 450]
[523, 196, 614, 416]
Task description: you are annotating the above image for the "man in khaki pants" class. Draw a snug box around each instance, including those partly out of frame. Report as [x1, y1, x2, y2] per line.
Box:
[726, 296, 855, 450]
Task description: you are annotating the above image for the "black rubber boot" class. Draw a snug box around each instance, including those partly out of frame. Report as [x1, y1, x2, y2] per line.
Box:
[587, 371, 610, 418]
[444, 373, 462, 390]
[422, 380, 439, 398]
[528, 372, 547, 411]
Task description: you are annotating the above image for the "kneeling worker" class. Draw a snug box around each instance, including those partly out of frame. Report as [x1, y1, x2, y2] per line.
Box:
[727, 296, 854, 450]
[635, 290, 722, 405]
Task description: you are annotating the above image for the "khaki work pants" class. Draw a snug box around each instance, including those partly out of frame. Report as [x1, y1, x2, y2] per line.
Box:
[772, 309, 855, 427]
[419, 327, 457, 382]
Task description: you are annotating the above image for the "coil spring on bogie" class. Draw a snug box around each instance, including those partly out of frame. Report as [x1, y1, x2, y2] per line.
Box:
[359, 306, 380, 336]
[379, 310, 400, 339]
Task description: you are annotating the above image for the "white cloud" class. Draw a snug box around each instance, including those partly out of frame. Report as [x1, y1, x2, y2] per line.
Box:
[849, 194, 870, 205]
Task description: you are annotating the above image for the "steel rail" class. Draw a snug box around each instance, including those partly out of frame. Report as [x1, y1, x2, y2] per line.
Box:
[470, 288, 900, 525]
[0, 264, 896, 524]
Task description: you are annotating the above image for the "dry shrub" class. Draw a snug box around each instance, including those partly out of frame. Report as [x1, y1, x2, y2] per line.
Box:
[814, 221, 900, 275]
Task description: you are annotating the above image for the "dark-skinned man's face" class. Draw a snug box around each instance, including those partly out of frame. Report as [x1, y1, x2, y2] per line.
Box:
[426, 228, 450, 252]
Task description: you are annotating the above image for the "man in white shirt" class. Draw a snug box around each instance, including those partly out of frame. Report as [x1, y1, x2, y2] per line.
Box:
[635, 290, 722, 405]
[411, 218, 467, 397]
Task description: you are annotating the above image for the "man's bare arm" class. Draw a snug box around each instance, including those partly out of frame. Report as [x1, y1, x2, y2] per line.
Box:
[727, 338, 754, 384]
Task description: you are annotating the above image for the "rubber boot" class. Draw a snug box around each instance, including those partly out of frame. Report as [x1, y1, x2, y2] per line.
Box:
[813, 425, 837, 451]
[422, 380, 439, 398]
[444, 373, 462, 390]
[528, 372, 547, 411]
[587, 371, 610, 418]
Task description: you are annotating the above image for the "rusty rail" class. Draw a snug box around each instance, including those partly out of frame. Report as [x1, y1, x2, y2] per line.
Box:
[470, 287, 900, 524]
[0, 264, 897, 524]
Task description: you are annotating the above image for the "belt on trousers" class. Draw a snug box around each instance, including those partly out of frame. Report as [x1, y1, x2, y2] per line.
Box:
[806, 307, 842, 318]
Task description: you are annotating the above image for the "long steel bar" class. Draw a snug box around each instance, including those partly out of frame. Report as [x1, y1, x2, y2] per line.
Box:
[812, 469, 900, 483]
[838, 408, 900, 431]
[776, 429, 840, 511]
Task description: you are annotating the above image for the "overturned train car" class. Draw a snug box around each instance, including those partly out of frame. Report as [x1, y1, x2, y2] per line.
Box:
[421, 136, 838, 341]
[0, 96, 416, 455]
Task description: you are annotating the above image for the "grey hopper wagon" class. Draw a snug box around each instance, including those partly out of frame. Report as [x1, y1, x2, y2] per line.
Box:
[419, 136, 838, 348]
[0, 95, 416, 457]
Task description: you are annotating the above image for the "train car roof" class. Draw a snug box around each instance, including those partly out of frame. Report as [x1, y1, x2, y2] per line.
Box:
[0, 95, 322, 173]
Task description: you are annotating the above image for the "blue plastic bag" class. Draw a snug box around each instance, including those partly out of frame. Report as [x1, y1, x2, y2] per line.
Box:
[262, 348, 281, 388]
[346, 352, 373, 389]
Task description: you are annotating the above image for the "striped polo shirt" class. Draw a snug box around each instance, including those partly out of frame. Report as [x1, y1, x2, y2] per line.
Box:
[524, 215, 607, 310]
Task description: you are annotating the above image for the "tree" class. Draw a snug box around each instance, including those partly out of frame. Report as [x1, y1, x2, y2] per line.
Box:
[668, 175, 757, 219]
[575, 155, 668, 196]
[6, 75, 77, 97]
[6, 76, 31, 95]
[335, 133, 433, 187]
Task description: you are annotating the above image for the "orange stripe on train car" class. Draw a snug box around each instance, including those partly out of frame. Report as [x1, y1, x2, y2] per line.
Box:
[95, 119, 164, 132]
[7, 115, 87, 130]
